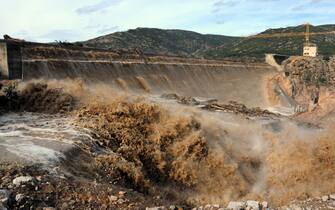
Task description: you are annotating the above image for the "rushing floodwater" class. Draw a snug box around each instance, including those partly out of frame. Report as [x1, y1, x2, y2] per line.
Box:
[0, 112, 92, 165]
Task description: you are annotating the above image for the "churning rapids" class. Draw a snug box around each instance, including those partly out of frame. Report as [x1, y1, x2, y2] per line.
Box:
[0, 79, 334, 210]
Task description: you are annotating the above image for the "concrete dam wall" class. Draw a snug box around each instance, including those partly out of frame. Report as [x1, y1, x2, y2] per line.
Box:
[0, 40, 277, 107]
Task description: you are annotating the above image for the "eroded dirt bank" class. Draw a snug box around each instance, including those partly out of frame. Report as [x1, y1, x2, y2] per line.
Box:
[0, 77, 334, 210]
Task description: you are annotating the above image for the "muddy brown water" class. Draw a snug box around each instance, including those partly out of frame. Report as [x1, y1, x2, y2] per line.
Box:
[23, 61, 276, 108]
[0, 58, 333, 208]
[0, 79, 334, 207]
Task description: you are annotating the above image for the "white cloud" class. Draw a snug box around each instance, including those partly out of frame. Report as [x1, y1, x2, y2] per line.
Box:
[0, 0, 334, 42]
[76, 0, 122, 15]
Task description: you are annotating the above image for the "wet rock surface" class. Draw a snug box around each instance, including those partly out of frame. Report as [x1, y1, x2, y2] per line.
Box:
[0, 163, 169, 210]
[161, 93, 280, 118]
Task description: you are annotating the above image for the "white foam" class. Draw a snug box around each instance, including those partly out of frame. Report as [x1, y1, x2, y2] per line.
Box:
[0, 130, 24, 137]
[0, 113, 91, 165]
[266, 106, 295, 116]
[1, 142, 64, 164]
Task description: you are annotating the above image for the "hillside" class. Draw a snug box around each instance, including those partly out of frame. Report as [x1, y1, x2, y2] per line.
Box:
[82, 24, 335, 60]
[201, 24, 335, 59]
[82, 28, 241, 57]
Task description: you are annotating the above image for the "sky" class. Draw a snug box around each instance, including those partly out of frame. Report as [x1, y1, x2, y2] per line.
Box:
[0, 0, 334, 42]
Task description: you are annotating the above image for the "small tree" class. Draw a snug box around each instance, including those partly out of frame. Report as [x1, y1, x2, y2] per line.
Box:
[3, 83, 19, 110]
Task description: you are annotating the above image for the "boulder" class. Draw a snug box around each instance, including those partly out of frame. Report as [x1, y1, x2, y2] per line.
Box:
[118, 191, 126, 196]
[109, 195, 118, 202]
[12, 176, 34, 186]
[15, 194, 25, 203]
[289, 204, 302, 210]
[0, 190, 10, 206]
[146, 207, 167, 210]
[261, 201, 268, 209]
[0, 204, 7, 210]
[117, 198, 125, 204]
[203, 204, 221, 210]
[322, 195, 329, 202]
[246, 200, 260, 210]
[227, 201, 246, 210]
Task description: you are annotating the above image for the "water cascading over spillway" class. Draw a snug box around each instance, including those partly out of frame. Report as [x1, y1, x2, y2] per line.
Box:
[1, 43, 335, 209]
[20, 44, 278, 108]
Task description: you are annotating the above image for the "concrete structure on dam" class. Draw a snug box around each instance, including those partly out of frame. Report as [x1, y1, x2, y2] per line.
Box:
[0, 39, 281, 108]
[0, 40, 23, 79]
[0, 41, 8, 79]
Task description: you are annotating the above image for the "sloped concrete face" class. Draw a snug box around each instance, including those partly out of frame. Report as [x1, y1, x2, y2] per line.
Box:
[22, 60, 276, 108]
[265, 54, 289, 72]
[0, 42, 8, 79]
[13, 42, 277, 108]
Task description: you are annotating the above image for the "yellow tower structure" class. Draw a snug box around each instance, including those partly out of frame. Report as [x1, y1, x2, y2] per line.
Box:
[303, 23, 318, 57]
[305, 22, 310, 45]
[248, 23, 335, 57]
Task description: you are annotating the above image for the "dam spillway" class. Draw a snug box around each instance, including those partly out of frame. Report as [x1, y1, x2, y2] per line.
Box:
[0, 40, 277, 107]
